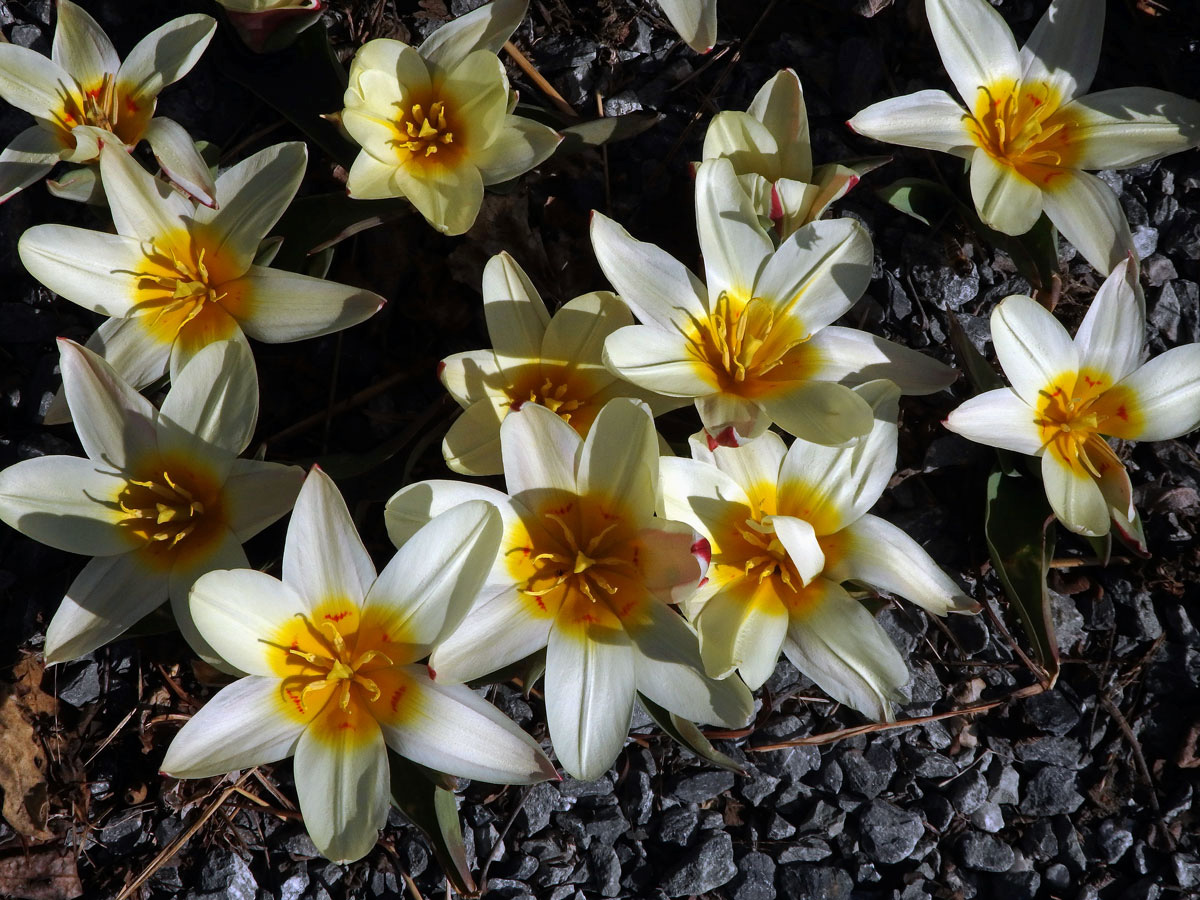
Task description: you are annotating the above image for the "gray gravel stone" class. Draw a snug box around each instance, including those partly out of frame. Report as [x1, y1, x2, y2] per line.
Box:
[661, 832, 736, 897]
[840, 744, 896, 799]
[655, 807, 698, 847]
[958, 833, 1015, 872]
[1173, 853, 1200, 889]
[969, 801, 1004, 833]
[730, 851, 775, 900]
[858, 799, 924, 864]
[1096, 819, 1134, 864]
[1021, 766, 1084, 815]
[949, 768, 989, 814]
[519, 782, 558, 835]
[776, 864, 852, 900]
[667, 770, 734, 803]
[1021, 690, 1081, 735]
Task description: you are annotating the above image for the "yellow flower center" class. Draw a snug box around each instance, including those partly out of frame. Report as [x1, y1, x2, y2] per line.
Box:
[394, 100, 456, 158]
[1034, 373, 1137, 477]
[115, 454, 225, 569]
[519, 378, 586, 421]
[520, 509, 635, 606]
[53, 74, 148, 146]
[688, 292, 812, 396]
[733, 516, 803, 589]
[965, 80, 1078, 183]
[284, 617, 393, 715]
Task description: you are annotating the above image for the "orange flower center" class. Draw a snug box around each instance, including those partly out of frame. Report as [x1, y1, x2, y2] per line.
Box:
[116, 454, 225, 569]
[1034, 372, 1137, 477]
[965, 80, 1078, 184]
[687, 291, 812, 396]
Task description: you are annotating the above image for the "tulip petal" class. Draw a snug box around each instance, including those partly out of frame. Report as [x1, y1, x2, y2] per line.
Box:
[1109, 346, 1200, 442]
[99, 141, 192, 242]
[168, 528, 250, 669]
[233, 265, 384, 343]
[53, 0, 119, 87]
[481, 252, 550, 368]
[969, 147, 1043, 235]
[749, 69, 810, 181]
[0, 44, 76, 119]
[624, 596, 754, 725]
[943, 388, 1043, 455]
[926, 0, 1021, 109]
[17, 225, 143, 318]
[44, 553, 168, 663]
[848, 90, 974, 157]
[117, 14, 216, 104]
[542, 292, 632, 371]
[442, 400, 506, 476]
[142, 116, 216, 207]
[384, 479, 513, 548]
[1065, 87, 1200, 170]
[362, 500, 500, 652]
[161, 676, 304, 777]
[706, 430, 787, 507]
[759, 379, 874, 446]
[0, 456, 131, 556]
[695, 392, 770, 444]
[77, 316, 171, 393]
[578, 398, 657, 519]
[294, 720, 389, 864]
[418, 0, 527, 72]
[755, 217, 873, 333]
[441, 349, 505, 407]
[428, 586, 553, 683]
[1041, 447, 1108, 536]
[805, 326, 956, 395]
[1040, 168, 1134, 275]
[635, 520, 707, 604]
[0, 126, 62, 202]
[474, 115, 560, 185]
[659, 0, 717, 52]
[602, 324, 715, 398]
[222, 459, 305, 541]
[501, 402, 581, 505]
[385, 156, 485, 236]
[378, 666, 555, 783]
[1019, 0, 1103, 100]
[776, 380, 899, 534]
[828, 514, 976, 616]
[168, 303, 249, 385]
[58, 338, 158, 471]
[590, 212, 707, 332]
[659, 457, 751, 543]
[545, 618, 635, 781]
[991, 294, 1079, 406]
[692, 580, 788, 690]
[158, 341, 258, 467]
[1075, 258, 1143, 381]
[694, 158, 774, 300]
[703, 111, 781, 181]
[770, 515, 826, 586]
[283, 468, 376, 605]
[188, 568, 310, 676]
[782, 577, 908, 721]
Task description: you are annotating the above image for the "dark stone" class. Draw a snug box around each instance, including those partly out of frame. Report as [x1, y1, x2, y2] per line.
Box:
[621, 770, 654, 825]
[776, 865, 852, 900]
[730, 851, 775, 900]
[1173, 854, 1200, 889]
[99, 813, 145, 856]
[560, 775, 613, 798]
[1021, 766, 1084, 815]
[777, 839, 832, 863]
[1022, 690, 1081, 736]
[957, 833, 1015, 872]
[1096, 819, 1134, 864]
[857, 800, 924, 865]
[969, 801, 1004, 833]
[583, 806, 629, 848]
[667, 770, 735, 803]
[1021, 820, 1057, 861]
[949, 768, 989, 815]
[1014, 736, 1084, 767]
[921, 794, 954, 832]
[586, 845, 621, 897]
[197, 850, 256, 900]
[1044, 863, 1071, 890]
[912, 751, 958, 780]
[839, 744, 896, 799]
[993, 870, 1041, 899]
[519, 782, 558, 835]
[655, 807, 698, 847]
[58, 658, 102, 707]
[661, 832, 736, 897]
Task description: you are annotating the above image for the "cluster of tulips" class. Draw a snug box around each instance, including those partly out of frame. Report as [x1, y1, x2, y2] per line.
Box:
[0, 0, 1198, 869]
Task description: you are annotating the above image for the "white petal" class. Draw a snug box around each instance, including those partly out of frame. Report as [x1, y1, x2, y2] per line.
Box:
[926, 0, 1021, 108]
[848, 90, 974, 157]
[379, 667, 555, 783]
[1112, 346, 1200, 441]
[142, 116, 216, 207]
[418, 0, 527, 71]
[991, 294, 1079, 406]
[384, 479, 513, 548]
[17, 226, 143, 318]
[1019, 0, 1104, 100]
[293, 723, 389, 864]
[625, 598, 753, 726]
[355, 149, 483, 236]
[805, 326, 956, 395]
[167, 307, 251, 387]
[234, 266, 384, 343]
[708, 430, 787, 501]
[703, 111, 781, 181]
[188, 568, 308, 676]
[659, 0, 717, 52]
[542, 292, 633, 371]
[969, 147, 1043, 235]
[545, 619, 635, 781]
[0, 126, 62, 202]
[769, 515, 825, 586]
[44, 554, 168, 663]
[755, 217, 873, 332]
[691, 583, 789, 690]
[943, 388, 1043, 455]
[747, 68, 810, 181]
[167, 529, 250, 669]
[481, 252, 550, 368]
[759, 379, 874, 446]
[659, 456, 750, 540]
[53, 0, 119, 87]
[195, 141, 307, 274]
[222, 459, 304, 541]
[500, 401, 581, 505]
[0, 44, 75, 118]
[1041, 168, 1135, 274]
[1041, 449, 1108, 536]
[602, 325, 714, 398]
[578, 398, 657, 519]
[0, 456, 131, 556]
[590, 212, 707, 332]
[76, 316, 170, 393]
[782, 578, 908, 722]
[283, 468, 376, 605]
[1065, 87, 1200, 170]
[160, 676, 304, 776]
[158, 340, 259, 466]
[694, 158, 773, 299]
[442, 400, 505, 476]
[1075, 257, 1144, 381]
[98, 141, 192, 242]
[363, 500, 501, 652]
[695, 393, 770, 444]
[829, 514, 976, 616]
[429, 587, 553, 684]
[116, 14, 216, 104]
[776, 380, 899, 534]
[58, 338, 157, 470]
[473, 115, 561, 185]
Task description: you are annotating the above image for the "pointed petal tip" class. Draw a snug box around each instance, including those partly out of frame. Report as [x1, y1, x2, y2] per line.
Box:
[427, 663, 437, 680]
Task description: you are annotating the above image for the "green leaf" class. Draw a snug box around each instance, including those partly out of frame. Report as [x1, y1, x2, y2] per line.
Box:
[388, 751, 478, 897]
[946, 314, 1003, 395]
[558, 112, 661, 153]
[875, 177, 960, 228]
[984, 469, 1059, 684]
[637, 693, 746, 774]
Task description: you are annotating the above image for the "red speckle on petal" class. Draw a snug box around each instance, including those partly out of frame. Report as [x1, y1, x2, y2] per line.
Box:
[1028, 95, 1043, 106]
[711, 426, 739, 448]
[696, 576, 709, 588]
[125, 96, 139, 114]
[323, 611, 349, 622]
[846, 175, 860, 191]
[338, 721, 353, 729]
[389, 686, 406, 711]
[769, 184, 784, 223]
[426, 663, 438, 680]
[1117, 405, 1128, 420]
[436, 360, 446, 378]
[691, 537, 712, 567]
